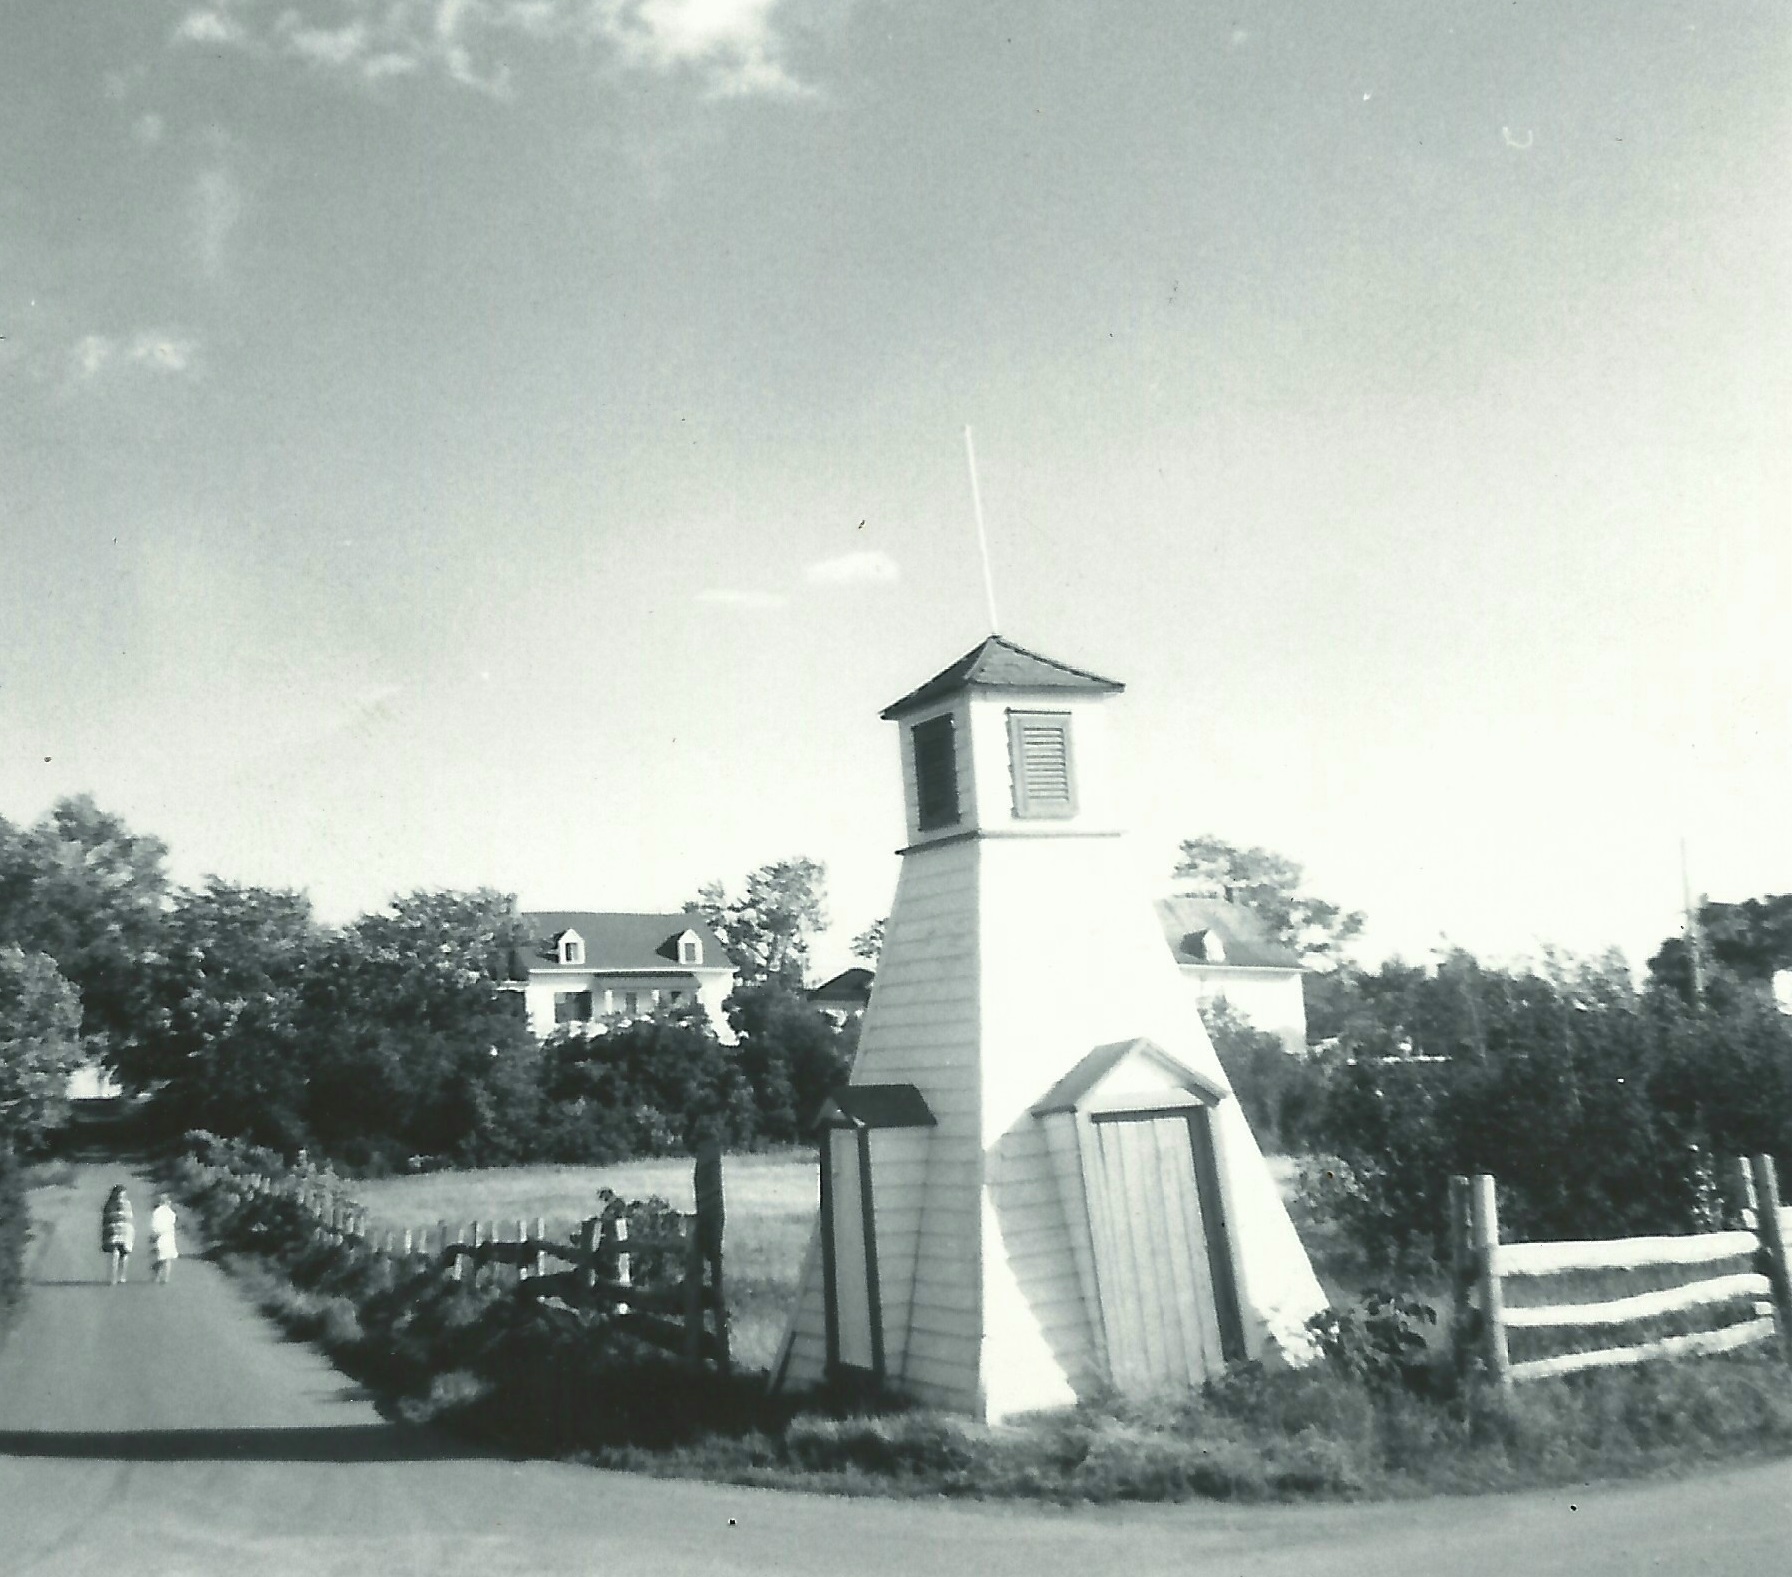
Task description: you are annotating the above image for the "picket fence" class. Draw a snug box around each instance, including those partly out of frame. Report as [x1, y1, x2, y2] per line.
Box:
[1450, 1154, 1792, 1385]
[201, 1145, 731, 1374]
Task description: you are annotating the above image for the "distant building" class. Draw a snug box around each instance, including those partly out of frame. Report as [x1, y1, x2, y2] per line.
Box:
[808, 966, 874, 1026]
[1155, 895, 1308, 1055]
[508, 911, 737, 1042]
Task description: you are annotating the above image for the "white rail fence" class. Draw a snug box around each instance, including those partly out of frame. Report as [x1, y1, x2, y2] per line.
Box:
[1450, 1154, 1792, 1385]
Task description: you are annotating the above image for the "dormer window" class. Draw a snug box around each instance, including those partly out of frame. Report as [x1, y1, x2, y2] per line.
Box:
[678, 931, 703, 967]
[912, 714, 960, 831]
[1007, 711, 1075, 819]
[557, 930, 585, 967]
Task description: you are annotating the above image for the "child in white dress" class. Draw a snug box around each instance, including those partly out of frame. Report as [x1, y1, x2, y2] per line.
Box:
[149, 1193, 179, 1286]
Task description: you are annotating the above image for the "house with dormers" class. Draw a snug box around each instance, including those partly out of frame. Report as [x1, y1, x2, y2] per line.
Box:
[508, 911, 737, 1042]
[1156, 895, 1308, 1055]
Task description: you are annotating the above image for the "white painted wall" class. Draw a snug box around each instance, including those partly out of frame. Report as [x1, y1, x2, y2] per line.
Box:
[521, 969, 736, 1042]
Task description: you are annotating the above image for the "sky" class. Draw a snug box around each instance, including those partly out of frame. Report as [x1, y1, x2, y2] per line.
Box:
[3, 1, 1788, 980]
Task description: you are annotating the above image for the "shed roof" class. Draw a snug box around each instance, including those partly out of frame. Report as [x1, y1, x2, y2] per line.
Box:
[816, 1083, 937, 1130]
[809, 966, 875, 1004]
[512, 911, 731, 975]
[1031, 1037, 1229, 1116]
[1155, 895, 1304, 971]
[880, 635, 1124, 720]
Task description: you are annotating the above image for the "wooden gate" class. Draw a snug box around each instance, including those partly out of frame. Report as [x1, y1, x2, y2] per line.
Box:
[1084, 1109, 1244, 1390]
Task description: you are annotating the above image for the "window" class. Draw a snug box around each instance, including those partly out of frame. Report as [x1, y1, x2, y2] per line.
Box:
[679, 935, 702, 966]
[558, 931, 585, 966]
[624, 991, 640, 1015]
[912, 713, 960, 831]
[1008, 710, 1076, 818]
[554, 991, 593, 1024]
[667, 990, 685, 1006]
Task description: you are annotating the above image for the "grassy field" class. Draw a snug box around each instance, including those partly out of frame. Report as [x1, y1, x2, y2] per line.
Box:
[352, 1150, 818, 1370]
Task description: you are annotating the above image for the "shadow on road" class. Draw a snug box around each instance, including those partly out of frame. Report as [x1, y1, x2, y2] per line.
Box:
[0, 1425, 481, 1463]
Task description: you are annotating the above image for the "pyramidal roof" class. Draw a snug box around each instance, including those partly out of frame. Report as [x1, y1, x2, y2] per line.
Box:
[880, 635, 1125, 720]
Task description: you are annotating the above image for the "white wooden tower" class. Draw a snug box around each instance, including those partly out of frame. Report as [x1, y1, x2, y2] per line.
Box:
[772, 637, 1327, 1421]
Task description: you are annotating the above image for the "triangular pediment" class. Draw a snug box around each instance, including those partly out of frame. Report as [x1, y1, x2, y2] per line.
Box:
[1030, 1037, 1229, 1117]
[880, 635, 1124, 720]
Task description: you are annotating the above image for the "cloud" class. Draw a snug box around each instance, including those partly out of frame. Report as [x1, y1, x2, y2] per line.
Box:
[132, 112, 166, 146]
[694, 587, 790, 609]
[164, 0, 831, 100]
[804, 549, 899, 588]
[173, 9, 252, 48]
[64, 329, 200, 389]
[190, 167, 243, 279]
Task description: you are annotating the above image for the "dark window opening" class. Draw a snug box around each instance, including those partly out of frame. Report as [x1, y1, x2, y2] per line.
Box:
[554, 991, 593, 1024]
[912, 713, 960, 831]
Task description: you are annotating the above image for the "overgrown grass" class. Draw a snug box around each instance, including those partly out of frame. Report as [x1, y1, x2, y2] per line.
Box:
[349, 1151, 816, 1371]
[171, 1141, 1792, 1504]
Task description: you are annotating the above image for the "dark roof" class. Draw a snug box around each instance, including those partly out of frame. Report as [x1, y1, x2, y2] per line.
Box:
[816, 1083, 937, 1130]
[880, 635, 1125, 720]
[1032, 1038, 1228, 1116]
[512, 911, 731, 975]
[809, 967, 875, 1004]
[1155, 896, 1304, 971]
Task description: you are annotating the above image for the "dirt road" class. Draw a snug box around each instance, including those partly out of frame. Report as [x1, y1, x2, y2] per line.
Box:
[3, 1165, 1788, 1575]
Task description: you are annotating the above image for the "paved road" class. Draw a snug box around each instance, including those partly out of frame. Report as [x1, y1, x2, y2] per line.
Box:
[3, 1166, 1789, 1576]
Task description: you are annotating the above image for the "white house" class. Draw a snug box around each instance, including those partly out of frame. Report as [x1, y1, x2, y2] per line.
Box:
[771, 636, 1326, 1421]
[508, 912, 737, 1042]
[1156, 895, 1309, 1054]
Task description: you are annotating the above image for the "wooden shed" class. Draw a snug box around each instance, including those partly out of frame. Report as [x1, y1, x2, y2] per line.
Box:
[772, 637, 1326, 1420]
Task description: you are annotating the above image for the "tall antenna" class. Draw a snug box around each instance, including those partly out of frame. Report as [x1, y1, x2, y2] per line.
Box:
[963, 425, 1001, 634]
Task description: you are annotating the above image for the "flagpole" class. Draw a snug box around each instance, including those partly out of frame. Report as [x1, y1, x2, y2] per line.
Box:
[963, 425, 1001, 635]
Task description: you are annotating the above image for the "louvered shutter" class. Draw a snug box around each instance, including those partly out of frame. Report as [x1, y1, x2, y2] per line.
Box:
[912, 714, 960, 830]
[1009, 711, 1076, 818]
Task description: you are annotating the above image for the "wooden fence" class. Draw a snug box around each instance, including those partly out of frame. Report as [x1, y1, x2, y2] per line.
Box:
[200, 1146, 730, 1374]
[1451, 1154, 1792, 1385]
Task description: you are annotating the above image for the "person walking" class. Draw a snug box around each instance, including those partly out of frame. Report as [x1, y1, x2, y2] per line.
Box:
[101, 1184, 134, 1285]
[149, 1192, 179, 1285]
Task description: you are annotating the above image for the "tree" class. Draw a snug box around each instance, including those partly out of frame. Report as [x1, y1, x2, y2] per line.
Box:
[0, 796, 170, 1053]
[1648, 894, 1792, 1007]
[1172, 835, 1364, 962]
[690, 858, 829, 990]
[725, 981, 853, 1141]
[0, 947, 83, 1154]
[125, 880, 323, 1147]
[849, 917, 886, 963]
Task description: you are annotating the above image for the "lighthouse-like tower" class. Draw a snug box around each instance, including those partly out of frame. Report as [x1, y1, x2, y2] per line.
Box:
[772, 637, 1326, 1421]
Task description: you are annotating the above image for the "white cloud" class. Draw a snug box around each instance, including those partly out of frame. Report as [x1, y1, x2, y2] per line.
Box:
[694, 587, 790, 609]
[191, 167, 243, 279]
[128, 331, 198, 373]
[132, 112, 166, 146]
[64, 329, 200, 389]
[164, 0, 830, 100]
[174, 9, 251, 47]
[804, 549, 899, 588]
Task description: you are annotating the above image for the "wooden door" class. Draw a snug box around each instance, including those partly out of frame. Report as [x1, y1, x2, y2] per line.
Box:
[1083, 1110, 1241, 1391]
[823, 1128, 880, 1376]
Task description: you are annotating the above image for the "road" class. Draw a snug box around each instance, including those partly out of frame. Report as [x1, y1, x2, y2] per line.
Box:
[3, 1165, 1788, 1576]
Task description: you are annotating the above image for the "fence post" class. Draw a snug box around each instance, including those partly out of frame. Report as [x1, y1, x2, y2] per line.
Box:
[533, 1216, 547, 1281]
[1748, 1155, 1792, 1363]
[445, 1220, 461, 1282]
[515, 1217, 529, 1284]
[613, 1215, 631, 1316]
[695, 1143, 729, 1373]
[577, 1216, 598, 1294]
[1448, 1174, 1474, 1377]
[1471, 1174, 1510, 1386]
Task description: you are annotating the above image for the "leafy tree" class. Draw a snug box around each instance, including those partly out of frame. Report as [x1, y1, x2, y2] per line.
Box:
[1172, 835, 1363, 962]
[0, 796, 170, 1053]
[849, 918, 886, 963]
[1199, 999, 1325, 1154]
[1648, 893, 1792, 1006]
[690, 858, 829, 990]
[123, 880, 322, 1147]
[0, 947, 84, 1154]
[725, 981, 853, 1141]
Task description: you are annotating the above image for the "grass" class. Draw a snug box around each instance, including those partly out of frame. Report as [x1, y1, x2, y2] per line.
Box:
[348, 1150, 816, 1372]
[172, 1143, 1792, 1504]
